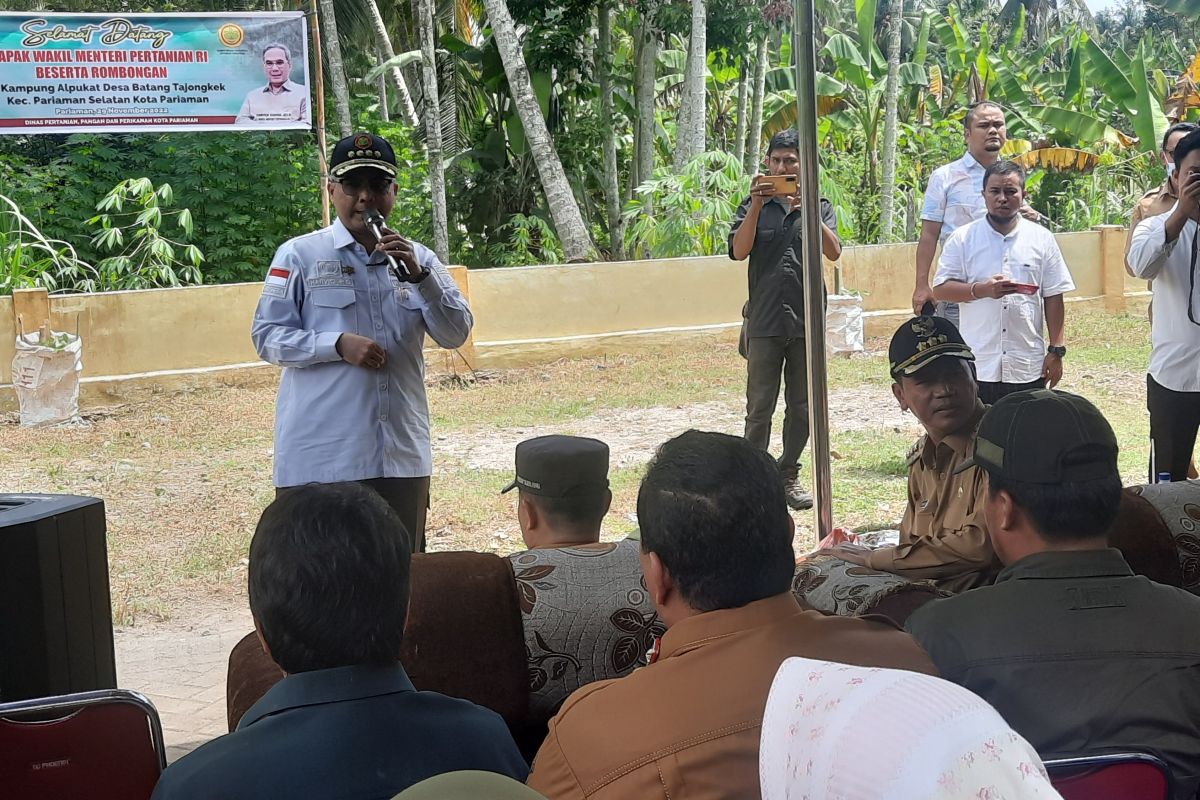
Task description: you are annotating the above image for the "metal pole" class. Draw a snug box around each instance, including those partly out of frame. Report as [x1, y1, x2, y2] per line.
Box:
[793, 0, 833, 540]
[309, 0, 331, 227]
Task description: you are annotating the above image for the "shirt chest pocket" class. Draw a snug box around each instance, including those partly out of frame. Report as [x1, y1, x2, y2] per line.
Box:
[390, 284, 426, 342]
[941, 479, 976, 531]
[309, 288, 358, 330]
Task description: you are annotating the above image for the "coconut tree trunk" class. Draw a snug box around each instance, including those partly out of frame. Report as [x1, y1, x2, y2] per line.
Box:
[417, 0, 449, 262]
[316, 0, 353, 137]
[482, 0, 595, 261]
[744, 32, 768, 175]
[673, 0, 707, 168]
[878, 0, 903, 241]
[634, 17, 658, 194]
[733, 58, 750, 172]
[366, 0, 420, 128]
[376, 46, 391, 122]
[598, 1, 625, 260]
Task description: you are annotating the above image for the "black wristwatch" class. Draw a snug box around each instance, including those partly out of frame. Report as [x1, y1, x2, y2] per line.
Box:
[1047, 345, 1067, 358]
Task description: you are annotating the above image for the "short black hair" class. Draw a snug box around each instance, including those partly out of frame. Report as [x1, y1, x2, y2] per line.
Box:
[987, 472, 1122, 543]
[964, 100, 1005, 130]
[1174, 128, 1200, 172]
[249, 482, 411, 673]
[521, 488, 609, 535]
[983, 159, 1026, 191]
[767, 129, 799, 156]
[1162, 121, 1198, 152]
[637, 430, 795, 612]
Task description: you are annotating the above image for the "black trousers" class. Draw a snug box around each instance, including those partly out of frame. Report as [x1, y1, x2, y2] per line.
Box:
[744, 336, 810, 477]
[277, 476, 430, 553]
[977, 378, 1046, 407]
[1147, 374, 1200, 483]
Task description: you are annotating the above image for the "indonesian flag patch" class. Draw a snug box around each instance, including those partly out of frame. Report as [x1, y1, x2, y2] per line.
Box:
[262, 266, 290, 297]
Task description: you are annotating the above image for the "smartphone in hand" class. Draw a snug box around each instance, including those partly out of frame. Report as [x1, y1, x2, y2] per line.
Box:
[760, 175, 799, 196]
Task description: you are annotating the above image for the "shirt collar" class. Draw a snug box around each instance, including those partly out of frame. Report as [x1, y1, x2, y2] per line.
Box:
[959, 151, 983, 171]
[995, 548, 1134, 584]
[1163, 177, 1179, 200]
[239, 663, 416, 730]
[658, 593, 803, 661]
[330, 217, 358, 250]
[921, 402, 984, 467]
[263, 81, 293, 93]
[983, 214, 1024, 239]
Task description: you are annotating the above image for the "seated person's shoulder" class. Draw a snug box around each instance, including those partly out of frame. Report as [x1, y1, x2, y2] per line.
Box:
[905, 435, 926, 469]
[151, 729, 255, 799]
[405, 689, 518, 742]
[793, 608, 937, 674]
[1138, 575, 1200, 615]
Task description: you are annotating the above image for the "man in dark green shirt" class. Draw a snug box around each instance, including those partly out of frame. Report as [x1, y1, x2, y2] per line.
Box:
[906, 389, 1200, 799]
[729, 129, 842, 510]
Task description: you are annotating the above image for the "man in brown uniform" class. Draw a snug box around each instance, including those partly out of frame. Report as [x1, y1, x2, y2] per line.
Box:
[1125, 121, 1199, 480]
[1126, 122, 1197, 275]
[830, 316, 999, 592]
[526, 431, 935, 800]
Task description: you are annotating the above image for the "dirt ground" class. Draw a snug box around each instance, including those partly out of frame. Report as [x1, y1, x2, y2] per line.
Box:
[437, 386, 916, 471]
[0, 321, 1149, 628]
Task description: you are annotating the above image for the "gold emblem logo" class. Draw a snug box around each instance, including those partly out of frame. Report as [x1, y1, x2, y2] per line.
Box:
[911, 316, 935, 337]
[353, 134, 373, 149]
[217, 23, 244, 47]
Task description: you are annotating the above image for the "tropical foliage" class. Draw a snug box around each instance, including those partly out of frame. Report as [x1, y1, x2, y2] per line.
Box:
[0, 0, 1197, 292]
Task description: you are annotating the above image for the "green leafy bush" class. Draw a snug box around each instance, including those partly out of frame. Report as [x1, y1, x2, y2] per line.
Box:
[623, 150, 750, 259]
[88, 178, 204, 290]
[0, 193, 95, 295]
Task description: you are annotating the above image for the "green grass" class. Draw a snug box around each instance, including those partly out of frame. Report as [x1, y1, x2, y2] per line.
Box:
[0, 306, 1160, 623]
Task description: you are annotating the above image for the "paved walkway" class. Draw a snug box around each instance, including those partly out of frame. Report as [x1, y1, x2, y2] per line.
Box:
[114, 607, 253, 763]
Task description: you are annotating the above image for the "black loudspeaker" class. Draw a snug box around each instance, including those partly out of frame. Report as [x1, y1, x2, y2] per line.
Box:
[0, 494, 116, 701]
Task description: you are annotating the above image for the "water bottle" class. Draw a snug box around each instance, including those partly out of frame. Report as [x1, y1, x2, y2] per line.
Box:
[1157, 472, 1173, 484]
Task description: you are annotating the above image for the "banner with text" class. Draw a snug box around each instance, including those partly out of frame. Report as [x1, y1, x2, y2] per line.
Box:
[0, 12, 311, 134]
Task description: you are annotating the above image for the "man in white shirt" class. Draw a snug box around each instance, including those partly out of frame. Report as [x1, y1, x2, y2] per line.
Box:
[236, 43, 310, 125]
[932, 160, 1074, 406]
[1128, 128, 1200, 483]
[913, 102, 1040, 323]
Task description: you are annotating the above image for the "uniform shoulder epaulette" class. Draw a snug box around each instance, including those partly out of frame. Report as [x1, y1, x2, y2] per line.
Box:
[1141, 187, 1162, 200]
[905, 436, 925, 467]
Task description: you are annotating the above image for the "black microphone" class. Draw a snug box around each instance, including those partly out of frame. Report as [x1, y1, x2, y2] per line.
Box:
[361, 210, 406, 282]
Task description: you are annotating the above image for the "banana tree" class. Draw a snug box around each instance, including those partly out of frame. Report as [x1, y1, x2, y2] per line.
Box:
[815, 0, 930, 193]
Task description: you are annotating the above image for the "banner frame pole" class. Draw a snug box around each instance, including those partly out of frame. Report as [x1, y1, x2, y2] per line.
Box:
[308, 0, 330, 226]
[793, 0, 833, 541]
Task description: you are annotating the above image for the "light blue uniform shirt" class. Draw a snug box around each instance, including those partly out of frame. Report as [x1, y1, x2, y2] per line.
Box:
[251, 219, 472, 487]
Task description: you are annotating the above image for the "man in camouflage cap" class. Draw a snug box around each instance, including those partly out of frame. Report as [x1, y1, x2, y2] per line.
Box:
[828, 315, 1000, 592]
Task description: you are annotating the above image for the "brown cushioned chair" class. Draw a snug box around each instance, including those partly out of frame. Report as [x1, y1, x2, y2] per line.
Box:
[791, 554, 947, 627]
[1107, 487, 1182, 588]
[226, 551, 528, 733]
[506, 540, 663, 723]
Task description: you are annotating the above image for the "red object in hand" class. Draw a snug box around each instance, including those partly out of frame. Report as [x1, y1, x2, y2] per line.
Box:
[1013, 283, 1040, 295]
[817, 527, 860, 549]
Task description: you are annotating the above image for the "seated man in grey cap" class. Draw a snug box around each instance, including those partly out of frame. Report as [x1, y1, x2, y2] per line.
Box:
[826, 315, 999, 592]
[502, 435, 612, 550]
[906, 390, 1200, 797]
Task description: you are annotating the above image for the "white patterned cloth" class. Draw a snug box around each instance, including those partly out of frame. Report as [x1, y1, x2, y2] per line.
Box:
[760, 657, 1063, 800]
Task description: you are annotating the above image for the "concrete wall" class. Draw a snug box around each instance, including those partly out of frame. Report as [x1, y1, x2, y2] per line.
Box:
[1, 227, 1142, 407]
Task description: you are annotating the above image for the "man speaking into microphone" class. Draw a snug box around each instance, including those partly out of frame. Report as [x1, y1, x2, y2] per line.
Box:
[251, 132, 472, 552]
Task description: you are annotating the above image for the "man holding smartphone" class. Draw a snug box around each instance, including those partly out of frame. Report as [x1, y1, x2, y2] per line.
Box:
[932, 160, 1074, 405]
[729, 129, 842, 510]
[1128, 128, 1200, 483]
